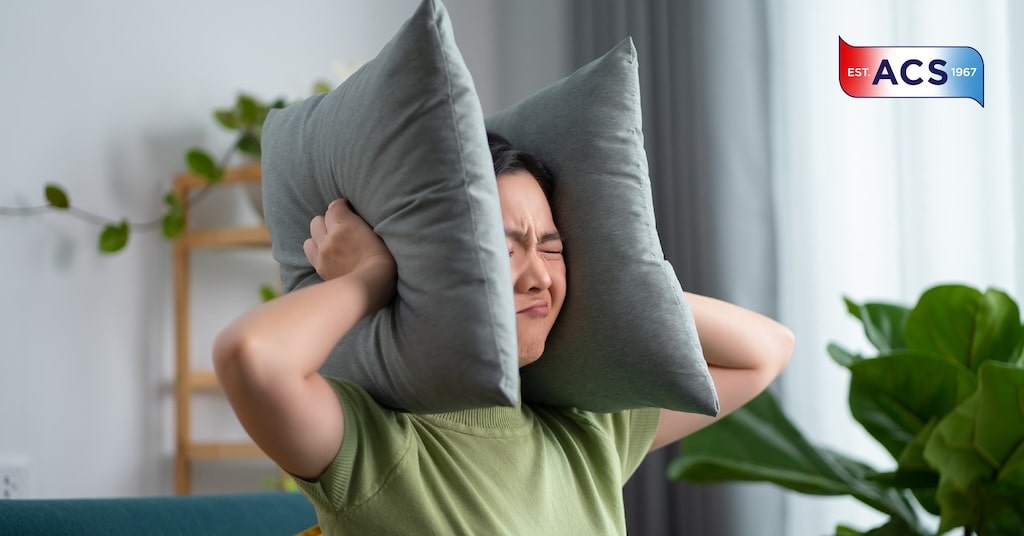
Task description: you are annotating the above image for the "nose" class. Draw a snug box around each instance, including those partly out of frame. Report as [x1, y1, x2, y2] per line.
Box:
[514, 251, 552, 293]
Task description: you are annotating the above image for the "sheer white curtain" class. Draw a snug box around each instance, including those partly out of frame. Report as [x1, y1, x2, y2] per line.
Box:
[768, 1, 1018, 534]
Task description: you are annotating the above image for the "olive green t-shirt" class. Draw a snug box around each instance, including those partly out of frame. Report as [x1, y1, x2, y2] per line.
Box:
[296, 378, 661, 535]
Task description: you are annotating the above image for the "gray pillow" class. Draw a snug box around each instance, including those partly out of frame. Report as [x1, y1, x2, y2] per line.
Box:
[487, 39, 720, 415]
[261, 0, 518, 412]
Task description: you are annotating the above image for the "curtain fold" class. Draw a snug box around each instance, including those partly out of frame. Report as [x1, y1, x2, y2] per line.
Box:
[570, 2, 783, 535]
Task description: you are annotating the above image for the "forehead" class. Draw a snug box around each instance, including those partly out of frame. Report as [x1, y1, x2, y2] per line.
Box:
[497, 171, 557, 232]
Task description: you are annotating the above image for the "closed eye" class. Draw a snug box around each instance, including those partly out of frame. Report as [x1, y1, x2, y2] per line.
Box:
[540, 248, 563, 259]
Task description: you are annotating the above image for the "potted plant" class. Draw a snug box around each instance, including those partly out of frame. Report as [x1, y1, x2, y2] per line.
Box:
[670, 284, 1024, 536]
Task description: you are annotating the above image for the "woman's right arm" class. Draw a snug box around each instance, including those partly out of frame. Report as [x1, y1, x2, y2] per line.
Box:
[213, 199, 396, 480]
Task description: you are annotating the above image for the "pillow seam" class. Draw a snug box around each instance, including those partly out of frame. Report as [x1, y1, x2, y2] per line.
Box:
[429, 1, 510, 397]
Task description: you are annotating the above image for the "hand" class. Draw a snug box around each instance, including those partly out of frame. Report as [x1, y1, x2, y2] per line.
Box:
[303, 199, 397, 308]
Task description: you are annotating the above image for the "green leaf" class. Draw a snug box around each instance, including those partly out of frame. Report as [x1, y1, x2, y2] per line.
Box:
[214, 108, 239, 130]
[924, 362, 1024, 534]
[669, 391, 924, 531]
[862, 518, 923, 536]
[828, 342, 863, 369]
[162, 192, 185, 239]
[236, 94, 262, 126]
[44, 184, 70, 209]
[1012, 326, 1024, 366]
[269, 98, 287, 109]
[848, 351, 977, 459]
[904, 285, 1022, 372]
[312, 80, 332, 94]
[844, 297, 911, 353]
[866, 469, 938, 489]
[162, 213, 184, 239]
[99, 220, 129, 253]
[259, 284, 278, 303]
[185, 148, 223, 183]
[973, 362, 1024, 469]
[236, 132, 261, 156]
[895, 419, 941, 515]
[834, 518, 925, 536]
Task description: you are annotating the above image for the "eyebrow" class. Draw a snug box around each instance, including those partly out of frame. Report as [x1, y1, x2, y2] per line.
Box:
[505, 228, 562, 245]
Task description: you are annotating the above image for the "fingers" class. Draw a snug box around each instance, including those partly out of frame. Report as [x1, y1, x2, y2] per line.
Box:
[309, 214, 327, 244]
[303, 237, 318, 265]
[307, 199, 347, 269]
[325, 198, 351, 226]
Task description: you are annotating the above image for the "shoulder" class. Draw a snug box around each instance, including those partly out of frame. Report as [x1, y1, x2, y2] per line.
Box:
[538, 406, 661, 479]
[553, 406, 661, 437]
[295, 377, 414, 512]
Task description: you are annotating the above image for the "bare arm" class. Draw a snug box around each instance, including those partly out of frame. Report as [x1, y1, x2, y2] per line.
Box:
[649, 292, 795, 451]
[213, 199, 396, 479]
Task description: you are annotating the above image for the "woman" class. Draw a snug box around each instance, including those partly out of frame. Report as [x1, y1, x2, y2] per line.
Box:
[214, 134, 794, 534]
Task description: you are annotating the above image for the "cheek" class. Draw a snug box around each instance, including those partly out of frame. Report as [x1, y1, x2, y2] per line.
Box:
[550, 262, 567, 309]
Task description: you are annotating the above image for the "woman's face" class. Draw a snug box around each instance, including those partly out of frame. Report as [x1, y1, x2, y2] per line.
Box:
[497, 170, 566, 367]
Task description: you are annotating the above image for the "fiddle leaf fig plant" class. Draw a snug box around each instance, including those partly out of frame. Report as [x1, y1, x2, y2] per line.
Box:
[670, 284, 1024, 536]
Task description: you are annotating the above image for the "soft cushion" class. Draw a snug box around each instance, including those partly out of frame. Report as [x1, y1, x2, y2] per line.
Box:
[487, 39, 719, 414]
[261, 0, 518, 412]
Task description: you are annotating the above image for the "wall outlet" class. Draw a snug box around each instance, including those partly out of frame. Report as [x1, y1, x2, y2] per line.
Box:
[0, 461, 27, 499]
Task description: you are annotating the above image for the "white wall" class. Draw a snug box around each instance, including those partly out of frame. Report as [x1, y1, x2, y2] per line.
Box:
[0, 0, 568, 498]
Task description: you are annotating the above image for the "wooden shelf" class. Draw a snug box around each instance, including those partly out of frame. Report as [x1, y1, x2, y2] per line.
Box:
[173, 163, 279, 494]
[173, 162, 262, 190]
[188, 441, 267, 460]
[188, 370, 220, 390]
[182, 225, 271, 249]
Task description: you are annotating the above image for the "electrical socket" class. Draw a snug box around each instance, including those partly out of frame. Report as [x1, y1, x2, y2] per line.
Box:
[0, 460, 27, 499]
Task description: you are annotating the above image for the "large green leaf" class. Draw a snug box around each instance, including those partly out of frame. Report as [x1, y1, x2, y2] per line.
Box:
[924, 362, 1024, 534]
[669, 391, 924, 531]
[848, 352, 977, 459]
[894, 419, 941, 515]
[828, 342, 863, 369]
[904, 285, 1022, 372]
[863, 518, 923, 536]
[845, 298, 911, 352]
[974, 362, 1024, 467]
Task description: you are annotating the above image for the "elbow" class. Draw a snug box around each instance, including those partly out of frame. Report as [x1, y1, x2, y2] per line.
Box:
[771, 324, 796, 376]
[212, 327, 243, 389]
[213, 326, 269, 391]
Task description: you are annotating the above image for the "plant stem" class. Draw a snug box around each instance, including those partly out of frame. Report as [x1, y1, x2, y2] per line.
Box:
[68, 206, 116, 226]
[0, 206, 50, 215]
[1, 185, 214, 232]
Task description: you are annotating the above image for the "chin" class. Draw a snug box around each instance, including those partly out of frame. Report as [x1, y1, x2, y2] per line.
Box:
[517, 342, 545, 368]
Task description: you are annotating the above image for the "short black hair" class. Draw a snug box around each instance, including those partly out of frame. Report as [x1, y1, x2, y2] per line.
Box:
[487, 132, 555, 202]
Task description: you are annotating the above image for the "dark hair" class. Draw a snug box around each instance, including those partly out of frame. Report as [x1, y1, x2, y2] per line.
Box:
[487, 132, 555, 202]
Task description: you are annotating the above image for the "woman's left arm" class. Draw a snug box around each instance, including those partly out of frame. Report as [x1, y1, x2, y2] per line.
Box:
[649, 292, 795, 451]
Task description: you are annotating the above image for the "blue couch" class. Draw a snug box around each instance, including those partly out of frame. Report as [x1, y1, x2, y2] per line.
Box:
[0, 492, 317, 535]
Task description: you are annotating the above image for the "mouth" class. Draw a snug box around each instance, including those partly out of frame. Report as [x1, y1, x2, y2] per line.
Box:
[517, 301, 550, 316]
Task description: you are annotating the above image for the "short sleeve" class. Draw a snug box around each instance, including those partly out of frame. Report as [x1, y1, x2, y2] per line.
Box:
[293, 378, 413, 513]
[574, 407, 661, 481]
